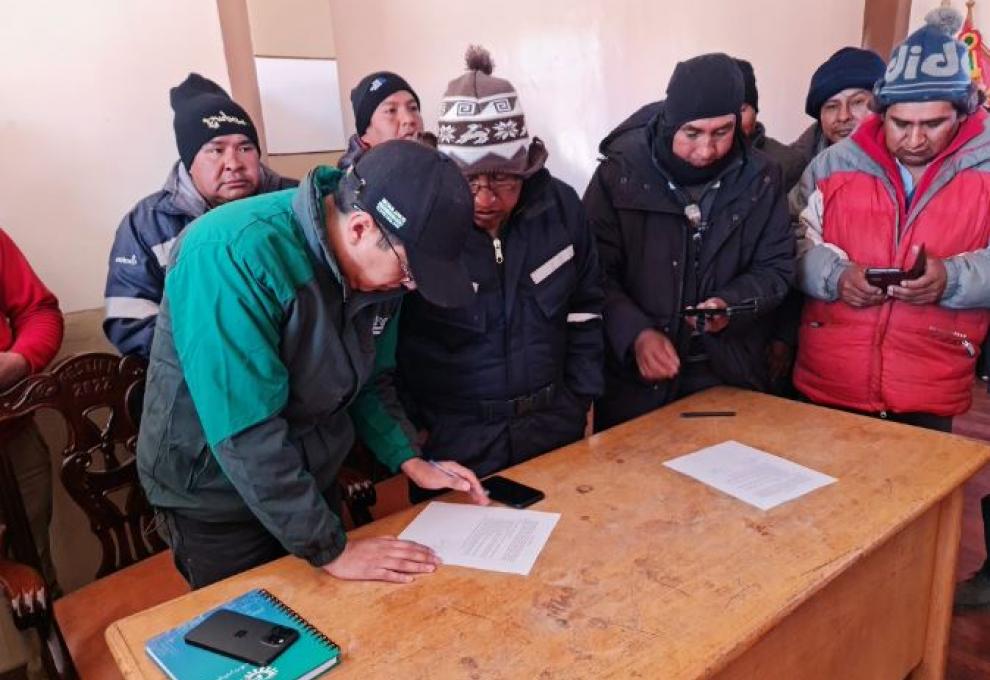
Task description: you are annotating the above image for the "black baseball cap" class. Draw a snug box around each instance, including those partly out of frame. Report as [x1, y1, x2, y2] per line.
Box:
[352, 139, 475, 308]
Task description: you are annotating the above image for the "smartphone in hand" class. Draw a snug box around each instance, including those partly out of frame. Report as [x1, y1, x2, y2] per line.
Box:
[482, 476, 545, 508]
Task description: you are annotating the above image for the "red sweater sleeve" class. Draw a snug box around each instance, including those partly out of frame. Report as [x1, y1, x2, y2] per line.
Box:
[0, 229, 64, 372]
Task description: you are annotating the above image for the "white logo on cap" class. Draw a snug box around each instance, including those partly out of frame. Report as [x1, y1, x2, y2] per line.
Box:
[885, 42, 960, 81]
[369, 77, 385, 92]
[376, 198, 407, 229]
[201, 110, 249, 130]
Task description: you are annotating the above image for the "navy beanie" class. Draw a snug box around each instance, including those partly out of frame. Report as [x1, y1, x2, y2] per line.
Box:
[170, 73, 259, 170]
[875, 7, 975, 111]
[350, 71, 420, 136]
[734, 58, 759, 112]
[663, 53, 745, 134]
[805, 48, 886, 118]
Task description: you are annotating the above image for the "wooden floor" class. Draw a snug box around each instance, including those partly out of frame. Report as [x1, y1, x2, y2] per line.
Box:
[949, 382, 990, 679]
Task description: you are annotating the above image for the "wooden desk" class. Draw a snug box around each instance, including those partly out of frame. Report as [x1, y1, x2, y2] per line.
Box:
[106, 388, 988, 679]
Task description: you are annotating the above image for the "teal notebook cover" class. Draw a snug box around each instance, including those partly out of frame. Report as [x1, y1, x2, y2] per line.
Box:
[145, 588, 340, 680]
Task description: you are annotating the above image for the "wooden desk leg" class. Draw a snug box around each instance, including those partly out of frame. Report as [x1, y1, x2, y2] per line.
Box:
[911, 488, 964, 680]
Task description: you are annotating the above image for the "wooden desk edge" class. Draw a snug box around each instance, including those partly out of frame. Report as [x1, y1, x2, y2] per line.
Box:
[106, 621, 144, 679]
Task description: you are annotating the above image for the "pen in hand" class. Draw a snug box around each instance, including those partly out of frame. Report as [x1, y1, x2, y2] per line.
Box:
[428, 459, 459, 479]
[428, 460, 491, 497]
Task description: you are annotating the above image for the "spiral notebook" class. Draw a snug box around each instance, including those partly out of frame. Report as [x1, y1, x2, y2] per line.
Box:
[145, 588, 340, 680]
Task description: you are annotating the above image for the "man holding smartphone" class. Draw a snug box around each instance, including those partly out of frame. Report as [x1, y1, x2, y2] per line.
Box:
[794, 9, 990, 433]
[585, 53, 794, 429]
[138, 141, 488, 589]
[792, 11, 990, 609]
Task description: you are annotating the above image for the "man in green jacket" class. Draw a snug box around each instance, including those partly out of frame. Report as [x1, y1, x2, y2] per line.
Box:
[137, 140, 488, 588]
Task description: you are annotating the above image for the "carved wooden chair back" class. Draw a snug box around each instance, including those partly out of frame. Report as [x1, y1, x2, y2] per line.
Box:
[0, 353, 162, 578]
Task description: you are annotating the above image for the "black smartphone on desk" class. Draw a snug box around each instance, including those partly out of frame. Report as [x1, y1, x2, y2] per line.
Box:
[482, 475, 545, 508]
[184, 609, 299, 666]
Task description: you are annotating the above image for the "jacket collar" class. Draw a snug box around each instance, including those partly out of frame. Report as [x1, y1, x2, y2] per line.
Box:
[162, 160, 289, 219]
[337, 134, 368, 172]
[750, 122, 768, 149]
[510, 169, 555, 224]
[600, 102, 759, 213]
[293, 165, 346, 287]
[163, 162, 209, 219]
[852, 109, 990, 220]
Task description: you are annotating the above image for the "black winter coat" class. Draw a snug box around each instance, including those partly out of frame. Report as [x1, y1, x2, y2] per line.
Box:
[584, 103, 795, 429]
[398, 170, 604, 477]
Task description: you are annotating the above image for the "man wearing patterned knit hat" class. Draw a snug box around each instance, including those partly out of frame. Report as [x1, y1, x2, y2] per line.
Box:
[397, 46, 603, 494]
[792, 9, 990, 610]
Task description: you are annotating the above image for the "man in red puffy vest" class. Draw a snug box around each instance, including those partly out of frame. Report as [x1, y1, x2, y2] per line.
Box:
[794, 7, 990, 429]
[793, 8, 990, 607]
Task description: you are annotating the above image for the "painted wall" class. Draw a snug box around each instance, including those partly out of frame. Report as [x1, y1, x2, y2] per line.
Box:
[244, 0, 342, 177]
[329, 0, 867, 193]
[0, 2, 229, 313]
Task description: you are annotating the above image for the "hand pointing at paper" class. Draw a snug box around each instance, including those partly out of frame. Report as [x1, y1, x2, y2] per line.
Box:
[400, 457, 490, 505]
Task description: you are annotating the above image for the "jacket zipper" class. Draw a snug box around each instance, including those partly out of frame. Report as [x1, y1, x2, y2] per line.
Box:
[491, 233, 511, 395]
[492, 237, 504, 264]
[928, 326, 977, 357]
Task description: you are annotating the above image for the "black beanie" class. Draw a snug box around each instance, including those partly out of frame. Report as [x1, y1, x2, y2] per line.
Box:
[170, 73, 259, 170]
[734, 58, 759, 112]
[350, 71, 420, 136]
[662, 53, 745, 134]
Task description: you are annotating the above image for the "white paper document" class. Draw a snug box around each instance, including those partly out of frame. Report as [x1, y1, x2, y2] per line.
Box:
[398, 501, 560, 575]
[663, 440, 837, 510]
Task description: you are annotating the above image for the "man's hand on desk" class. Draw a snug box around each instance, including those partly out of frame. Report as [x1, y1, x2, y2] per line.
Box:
[400, 457, 490, 505]
[323, 537, 440, 583]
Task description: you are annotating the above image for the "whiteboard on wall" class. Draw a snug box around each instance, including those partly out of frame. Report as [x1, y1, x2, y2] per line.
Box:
[254, 57, 346, 154]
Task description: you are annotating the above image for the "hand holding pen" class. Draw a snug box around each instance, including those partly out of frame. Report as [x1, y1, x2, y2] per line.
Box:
[400, 458, 490, 505]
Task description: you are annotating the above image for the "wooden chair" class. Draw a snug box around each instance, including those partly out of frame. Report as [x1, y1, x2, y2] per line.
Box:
[0, 353, 187, 679]
[0, 352, 381, 678]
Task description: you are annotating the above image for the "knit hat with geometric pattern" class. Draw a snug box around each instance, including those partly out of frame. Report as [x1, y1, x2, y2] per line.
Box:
[437, 46, 547, 177]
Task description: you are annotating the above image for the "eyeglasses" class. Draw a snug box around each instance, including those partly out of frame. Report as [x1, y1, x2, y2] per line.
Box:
[350, 200, 415, 284]
[348, 166, 414, 285]
[378, 224, 415, 284]
[467, 173, 522, 195]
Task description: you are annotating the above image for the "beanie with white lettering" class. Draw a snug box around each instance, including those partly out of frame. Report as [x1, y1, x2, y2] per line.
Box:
[874, 7, 977, 112]
[170, 73, 260, 170]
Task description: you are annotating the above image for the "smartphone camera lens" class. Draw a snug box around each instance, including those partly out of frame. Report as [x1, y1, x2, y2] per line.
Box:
[263, 627, 290, 646]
